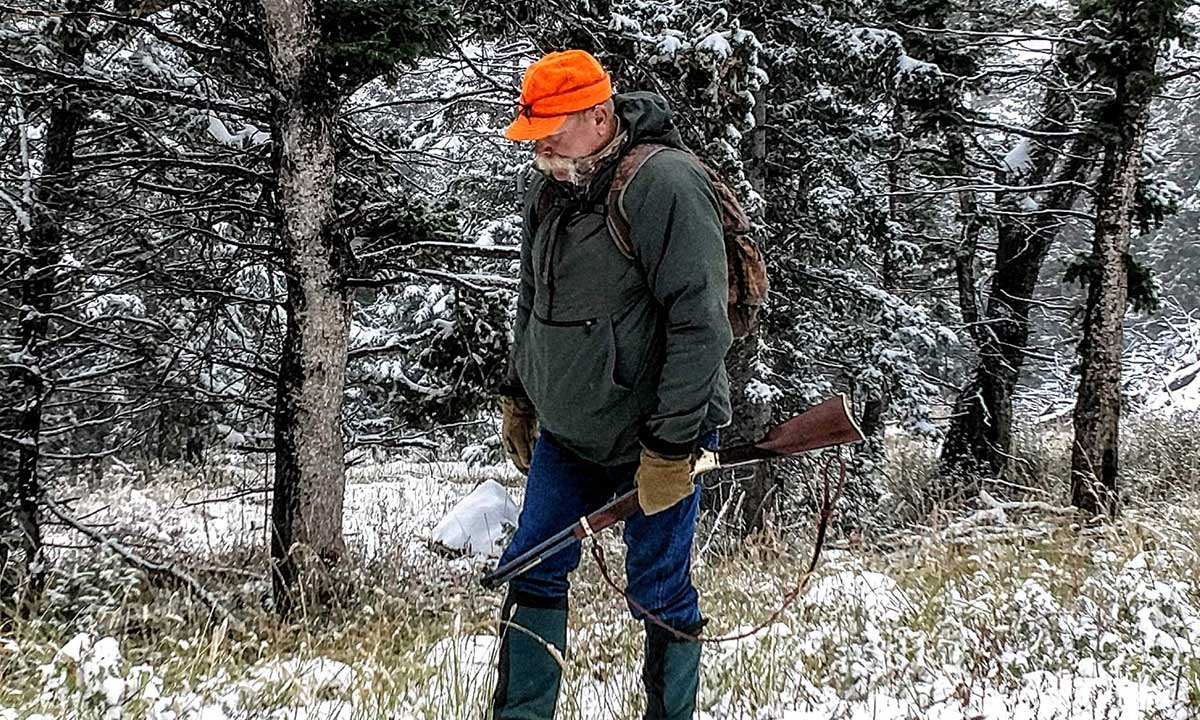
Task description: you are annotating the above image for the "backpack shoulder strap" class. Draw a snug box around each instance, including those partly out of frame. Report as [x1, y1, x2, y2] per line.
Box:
[606, 143, 672, 259]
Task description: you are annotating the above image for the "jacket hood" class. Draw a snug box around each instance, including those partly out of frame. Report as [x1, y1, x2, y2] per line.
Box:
[614, 92, 687, 150]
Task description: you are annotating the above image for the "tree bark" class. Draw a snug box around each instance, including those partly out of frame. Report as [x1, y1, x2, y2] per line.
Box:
[260, 0, 351, 613]
[1071, 29, 1160, 516]
[731, 87, 775, 536]
[1, 4, 90, 609]
[857, 103, 908, 469]
[941, 54, 1092, 490]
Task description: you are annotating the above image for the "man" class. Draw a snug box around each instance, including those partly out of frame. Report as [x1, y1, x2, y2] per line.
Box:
[493, 49, 732, 720]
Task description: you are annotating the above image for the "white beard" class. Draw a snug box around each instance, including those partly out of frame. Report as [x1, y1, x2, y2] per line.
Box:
[533, 154, 585, 185]
[533, 126, 628, 187]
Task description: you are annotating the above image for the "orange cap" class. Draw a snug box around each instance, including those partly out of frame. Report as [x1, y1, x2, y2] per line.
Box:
[504, 50, 614, 142]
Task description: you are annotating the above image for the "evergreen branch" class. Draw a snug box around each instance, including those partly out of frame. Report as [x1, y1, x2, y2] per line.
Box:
[891, 21, 1089, 47]
[0, 52, 269, 123]
[0, 4, 248, 64]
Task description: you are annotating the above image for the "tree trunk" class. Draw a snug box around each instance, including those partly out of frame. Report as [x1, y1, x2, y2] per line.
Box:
[941, 55, 1092, 490]
[1, 5, 90, 609]
[724, 336, 774, 534]
[941, 148, 1094, 483]
[856, 104, 908, 472]
[730, 88, 775, 536]
[260, 0, 351, 613]
[1071, 45, 1158, 516]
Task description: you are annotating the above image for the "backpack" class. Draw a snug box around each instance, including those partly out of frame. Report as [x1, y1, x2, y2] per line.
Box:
[533, 144, 769, 338]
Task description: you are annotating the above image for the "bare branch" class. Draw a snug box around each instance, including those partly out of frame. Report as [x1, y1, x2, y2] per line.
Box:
[43, 498, 246, 634]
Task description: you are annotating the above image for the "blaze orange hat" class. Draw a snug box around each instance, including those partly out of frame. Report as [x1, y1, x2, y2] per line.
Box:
[504, 50, 614, 142]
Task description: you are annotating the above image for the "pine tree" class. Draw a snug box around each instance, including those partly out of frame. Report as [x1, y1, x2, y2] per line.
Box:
[258, 0, 455, 612]
[1070, 0, 1186, 516]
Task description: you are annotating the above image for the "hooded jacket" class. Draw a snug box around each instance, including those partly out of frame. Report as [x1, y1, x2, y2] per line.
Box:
[502, 91, 733, 465]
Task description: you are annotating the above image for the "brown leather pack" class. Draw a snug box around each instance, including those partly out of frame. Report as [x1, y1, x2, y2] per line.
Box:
[604, 144, 768, 338]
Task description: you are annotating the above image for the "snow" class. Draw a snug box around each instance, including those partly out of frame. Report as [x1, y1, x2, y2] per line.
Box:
[430, 479, 519, 559]
[83, 293, 146, 320]
[1145, 360, 1200, 412]
[1004, 138, 1034, 176]
[206, 115, 271, 147]
[655, 34, 685, 60]
[743, 378, 783, 404]
[46, 459, 524, 563]
[752, 673, 1189, 720]
[608, 12, 641, 34]
[252, 657, 356, 688]
[697, 32, 733, 60]
[22, 453, 1200, 720]
[249, 657, 358, 704]
[895, 53, 941, 80]
[806, 570, 911, 622]
[844, 27, 902, 57]
[425, 634, 497, 672]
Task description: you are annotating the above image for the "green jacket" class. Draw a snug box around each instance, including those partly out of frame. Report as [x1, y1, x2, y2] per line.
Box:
[502, 92, 732, 466]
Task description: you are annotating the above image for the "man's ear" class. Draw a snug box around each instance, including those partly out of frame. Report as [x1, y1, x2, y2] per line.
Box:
[594, 103, 613, 129]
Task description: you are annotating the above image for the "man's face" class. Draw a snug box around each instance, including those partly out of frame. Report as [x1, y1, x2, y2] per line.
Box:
[533, 106, 612, 183]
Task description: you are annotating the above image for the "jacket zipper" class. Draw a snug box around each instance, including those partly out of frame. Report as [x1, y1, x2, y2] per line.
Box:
[541, 208, 563, 322]
[533, 314, 597, 332]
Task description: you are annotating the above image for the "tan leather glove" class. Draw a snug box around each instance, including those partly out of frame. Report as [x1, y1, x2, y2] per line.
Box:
[635, 448, 696, 515]
[500, 396, 538, 474]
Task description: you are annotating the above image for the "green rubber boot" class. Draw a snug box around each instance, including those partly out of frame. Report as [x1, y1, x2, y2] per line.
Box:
[642, 621, 704, 720]
[491, 591, 568, 720]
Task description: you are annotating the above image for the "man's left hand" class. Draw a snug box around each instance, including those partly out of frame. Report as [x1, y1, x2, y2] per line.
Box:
[635, 448, 695, 515]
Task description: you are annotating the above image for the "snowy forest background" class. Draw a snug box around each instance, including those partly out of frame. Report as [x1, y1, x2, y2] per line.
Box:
[1, 0, 1199, 718]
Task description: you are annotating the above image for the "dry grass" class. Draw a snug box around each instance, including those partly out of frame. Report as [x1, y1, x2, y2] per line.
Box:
[2, 413, 1198, 719]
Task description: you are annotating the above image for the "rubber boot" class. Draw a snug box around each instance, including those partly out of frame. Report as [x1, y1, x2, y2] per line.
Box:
[491, 591, 568, 720]
[642, 620, 704, 720]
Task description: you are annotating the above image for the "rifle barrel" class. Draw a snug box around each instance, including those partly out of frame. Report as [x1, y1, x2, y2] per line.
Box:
[480, 519, 581, 590]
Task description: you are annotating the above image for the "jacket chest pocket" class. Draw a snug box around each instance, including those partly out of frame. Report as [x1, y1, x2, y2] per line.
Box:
[535, 208, 641, 323]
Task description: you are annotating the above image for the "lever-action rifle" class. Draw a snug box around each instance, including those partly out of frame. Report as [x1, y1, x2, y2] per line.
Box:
[480, 394, 864, 590]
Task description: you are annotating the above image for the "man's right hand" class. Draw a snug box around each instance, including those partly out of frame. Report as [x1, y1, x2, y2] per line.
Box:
[500, 396, 538, 474]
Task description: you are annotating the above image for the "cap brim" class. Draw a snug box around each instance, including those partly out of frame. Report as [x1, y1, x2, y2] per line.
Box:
[504, 113, 568, 141]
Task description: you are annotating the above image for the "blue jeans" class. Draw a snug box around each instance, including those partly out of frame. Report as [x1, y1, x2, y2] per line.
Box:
[499, 431, 707, 630]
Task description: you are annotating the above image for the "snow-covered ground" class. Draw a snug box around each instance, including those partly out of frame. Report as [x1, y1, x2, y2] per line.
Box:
[10, 545, 1196, 719]
[6, 459, 1198, 719]
[44, 458, 523, 564]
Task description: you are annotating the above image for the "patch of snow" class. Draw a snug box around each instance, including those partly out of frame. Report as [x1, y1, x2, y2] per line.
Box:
[806, 570, 910, 622]
[1144, 360, 1200, 413]
[655, 34, 684, 59]
[1004, 138, 1034, 176]
[424, 634, 497, 671]
[206, 115, 271, 147]
[46, 460, 525, 564]
[206, 116, 238, 145]
[57, 632, 90, 662]
[744, 378, 783, 404]
[697, 32, 733, 60]
[430, 480, 519, 560]
[100, 676, 125, 706]
[895, 53, 941, 79]
[250, 656, 357, 703]
[609, 12, 641, 34]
